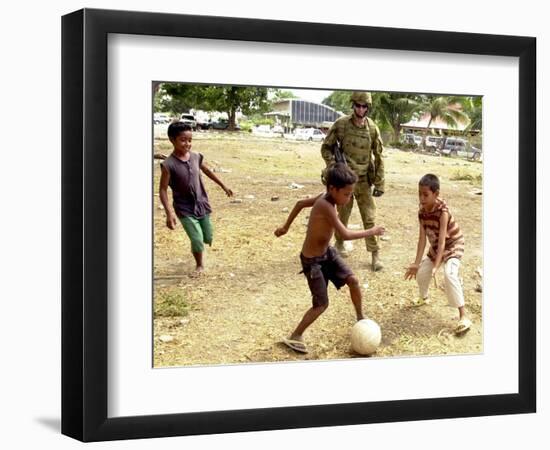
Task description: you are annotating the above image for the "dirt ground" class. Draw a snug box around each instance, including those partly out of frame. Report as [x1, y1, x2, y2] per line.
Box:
[153, 132, 483, 367]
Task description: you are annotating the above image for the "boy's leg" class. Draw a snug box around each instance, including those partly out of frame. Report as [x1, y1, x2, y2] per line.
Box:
[192, 252, 204, 273]
[416, 258, 433, 302]
[443, 258, 465, 311]
[443, 259, 471, 333]
[289, 265, 329, 342]
[353, 180, 379, 253]
[345, 275, 364, 321]
[290, 304, 328, 340]
[198, 214, 213, 246]
[179, 216, 205, 271]
[353, 180, 382, 271]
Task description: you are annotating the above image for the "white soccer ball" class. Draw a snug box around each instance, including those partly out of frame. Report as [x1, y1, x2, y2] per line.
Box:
[351, 319, 382, 355]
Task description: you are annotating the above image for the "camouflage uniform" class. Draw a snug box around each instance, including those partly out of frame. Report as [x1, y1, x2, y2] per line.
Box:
[321, 92, 385, 258]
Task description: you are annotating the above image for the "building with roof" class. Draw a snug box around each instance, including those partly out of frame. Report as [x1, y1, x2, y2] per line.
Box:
[266, 99, 343, 132]
[400, 112, 479, 137]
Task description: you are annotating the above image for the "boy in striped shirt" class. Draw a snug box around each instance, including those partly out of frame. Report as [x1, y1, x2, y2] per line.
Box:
[405, 174, 471, 334]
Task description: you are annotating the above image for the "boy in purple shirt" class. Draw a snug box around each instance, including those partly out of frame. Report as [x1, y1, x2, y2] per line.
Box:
[159, 122, 233, 275]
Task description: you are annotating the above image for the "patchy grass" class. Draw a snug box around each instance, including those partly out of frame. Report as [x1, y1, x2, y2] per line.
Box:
[450, 169, 483, 185]
[154, 286, 189, 318]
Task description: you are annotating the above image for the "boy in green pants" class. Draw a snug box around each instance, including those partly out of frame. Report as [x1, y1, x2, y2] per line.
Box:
[159, 122, 233, 275]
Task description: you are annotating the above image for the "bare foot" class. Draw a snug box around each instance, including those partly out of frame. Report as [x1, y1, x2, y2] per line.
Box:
[190, 266, 205, 278]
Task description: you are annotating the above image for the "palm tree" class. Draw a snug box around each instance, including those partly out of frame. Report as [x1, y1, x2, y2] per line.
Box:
[418, 96, 471, 150]
[462, 96, 482, 133]
[371, 93, 422, 142]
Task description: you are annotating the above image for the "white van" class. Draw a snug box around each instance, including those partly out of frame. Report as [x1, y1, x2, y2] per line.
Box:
[441, 138, 482, 160]
[180, 114, 197, 130]
[153, 113, 170, 124]
[293, 128, 326, 142]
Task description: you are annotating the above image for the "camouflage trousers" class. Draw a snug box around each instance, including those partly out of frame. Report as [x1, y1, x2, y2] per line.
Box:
[335, 179, 379, 252]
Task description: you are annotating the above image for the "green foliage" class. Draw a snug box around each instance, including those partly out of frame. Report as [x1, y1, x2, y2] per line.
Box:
[238, 116, 276, 132]
[155, 83, 271, 129]
[415, 95, 471, 148]
[271, 89, 298, 101]
[451, 170, 483, 185]
[371, 92, 423, 141]
[462, 96, 482, 132]
[209, 85, 271, 116]
[244, 114, 274, 125]
[322, 90, 353, 114]
[154, 287, 188, 318]
[157, 83, 209, 115]
[237, 120, 255, 132]
[387, 140, 417, 150]
[387, 140, 402, 147]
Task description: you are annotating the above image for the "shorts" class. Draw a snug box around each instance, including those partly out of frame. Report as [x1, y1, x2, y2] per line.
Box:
[179, 214, 213, 253]
[300, 246, 354, 307]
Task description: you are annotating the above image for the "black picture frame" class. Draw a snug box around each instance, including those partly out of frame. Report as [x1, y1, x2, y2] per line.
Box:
[62, 8, 536, 442]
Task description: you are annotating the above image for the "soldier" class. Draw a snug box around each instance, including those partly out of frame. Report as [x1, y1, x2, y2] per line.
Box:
[321, 91, 385, 271]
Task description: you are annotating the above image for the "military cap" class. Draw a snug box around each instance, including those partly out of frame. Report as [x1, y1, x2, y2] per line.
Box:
[350, 91, 372, 107]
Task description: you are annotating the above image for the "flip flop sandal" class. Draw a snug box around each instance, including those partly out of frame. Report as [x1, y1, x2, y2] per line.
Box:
[455, 318, 472, 334]
[282, 337, 308, 354]
[411, 297, 429, 307]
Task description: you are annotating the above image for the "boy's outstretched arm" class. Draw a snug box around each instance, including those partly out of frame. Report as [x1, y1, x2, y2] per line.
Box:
[326, 204, 385, 240]
[405, 222, 427, 280]
[200, 162, 233, 197]
[159, 164, 177, 230]
[274, 194, 322, 237]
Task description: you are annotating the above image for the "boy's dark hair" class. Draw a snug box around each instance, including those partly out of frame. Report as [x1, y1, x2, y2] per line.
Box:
[419, 173, 440, 192]
[326, 163, 358, 189]
[167, 121, 192, 139]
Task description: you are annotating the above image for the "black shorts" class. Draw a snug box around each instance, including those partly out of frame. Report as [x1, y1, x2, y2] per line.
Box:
[300, 246, 354, 307]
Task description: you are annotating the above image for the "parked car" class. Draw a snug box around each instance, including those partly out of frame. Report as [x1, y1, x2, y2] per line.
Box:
[252, 124, 272, 135]
[425, 135, 444, 150]
[402, 133, 422, 147]
[180, 114, 197, 130]
[293, 128, 326, 142]
[153, 113, 170, 124]
[210, 119, 241, 131]
[196, 118, 212, 130]
[441, 138, 482, 160]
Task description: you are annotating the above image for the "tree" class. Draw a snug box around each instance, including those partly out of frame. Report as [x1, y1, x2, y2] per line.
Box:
[156, 84, 271, 130]
[206, 86, 271, 130]
[417, 96, 471, 149]
[371, 93, 422, 142]
[156, 83, 208, 116]
[462, 96, 482, 133]
[271, 89, 298, 101]
[322, 91, 353, 114]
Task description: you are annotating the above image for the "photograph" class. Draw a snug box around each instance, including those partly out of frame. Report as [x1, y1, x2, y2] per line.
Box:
[152, 83, 483, 367]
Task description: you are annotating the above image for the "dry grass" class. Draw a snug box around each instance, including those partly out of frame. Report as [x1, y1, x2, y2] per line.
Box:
[153, 132, 483, 367]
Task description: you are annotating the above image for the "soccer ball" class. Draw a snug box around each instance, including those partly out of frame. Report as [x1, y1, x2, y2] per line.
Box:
[351, 319, 381, 355]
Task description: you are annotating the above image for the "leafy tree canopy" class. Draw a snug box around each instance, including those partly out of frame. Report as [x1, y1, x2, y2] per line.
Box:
[322, 90, 353, 114]
[155, 83, 271, 129]
[271, 89, 298, 101]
